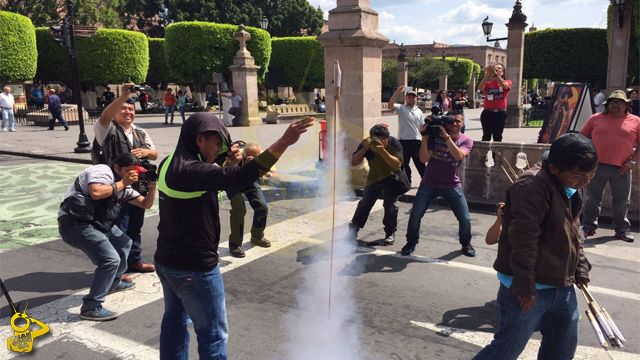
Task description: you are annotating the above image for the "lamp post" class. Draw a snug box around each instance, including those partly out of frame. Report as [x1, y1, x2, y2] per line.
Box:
[481, 16, 508, 42]
[397, 45, 421, 91]
[615, 0, 626, 27]
[260, 16, 269, 30]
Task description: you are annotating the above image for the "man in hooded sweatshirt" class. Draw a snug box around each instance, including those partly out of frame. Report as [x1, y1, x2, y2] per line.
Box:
[154, 112, 313, 359]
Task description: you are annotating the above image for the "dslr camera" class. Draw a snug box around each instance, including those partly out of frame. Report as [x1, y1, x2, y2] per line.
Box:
[134, 163, 158, 183]
[369, 137, 382, 147]
[125, 84, 152, 92]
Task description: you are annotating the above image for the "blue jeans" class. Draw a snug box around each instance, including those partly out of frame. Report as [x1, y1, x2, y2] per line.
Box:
[406, 185, 471, 245]
[165, 105, 175, 123]
[59, 222, 132, 312]
[117, 202, 146, 265]
[1, 107, 15, 130]
[226, 182, 268, 245]
[156, 262, 228, 360]
[351, 181, 399, 235]
[178, 106, 186, 122]
[473, 284, 579, 360]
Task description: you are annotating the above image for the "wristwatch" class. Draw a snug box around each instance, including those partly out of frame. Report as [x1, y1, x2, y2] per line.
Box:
[630, 160, 637, 167]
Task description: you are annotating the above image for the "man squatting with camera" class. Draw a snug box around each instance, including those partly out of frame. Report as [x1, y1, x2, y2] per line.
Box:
[58, 153, 157, 321]
[400, 109, 476, 257]
[153, 113, 312, 359]
[95, 83, 158, 273]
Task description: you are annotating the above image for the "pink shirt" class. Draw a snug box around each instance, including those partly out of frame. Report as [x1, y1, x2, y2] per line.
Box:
[483, 80, 511, 110]
[580, 112, 640, 166]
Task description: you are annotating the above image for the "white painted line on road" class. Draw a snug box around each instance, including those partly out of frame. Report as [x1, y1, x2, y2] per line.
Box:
[411, 320, 639, 360]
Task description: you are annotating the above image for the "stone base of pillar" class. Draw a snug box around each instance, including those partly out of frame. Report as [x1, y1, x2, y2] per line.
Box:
[505, 105, 523, 128]
[241, 116, 262, 127]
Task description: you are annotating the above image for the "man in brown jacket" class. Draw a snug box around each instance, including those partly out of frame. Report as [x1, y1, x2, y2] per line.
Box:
[474, 133, 596, 360]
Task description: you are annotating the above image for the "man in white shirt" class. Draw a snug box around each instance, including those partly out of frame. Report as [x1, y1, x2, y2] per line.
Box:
[227, 90, 243, 126]
[592, 87, 605, 113]
[388, 86, 425, 183]
[0, 86, 17, 132]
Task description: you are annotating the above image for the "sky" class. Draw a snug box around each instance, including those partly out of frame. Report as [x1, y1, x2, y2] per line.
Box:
[306, 0, 610, 47]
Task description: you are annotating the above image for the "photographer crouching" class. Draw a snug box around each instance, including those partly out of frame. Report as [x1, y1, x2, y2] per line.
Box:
[58, 153, 157, 321]
[401, 109, 476, 257]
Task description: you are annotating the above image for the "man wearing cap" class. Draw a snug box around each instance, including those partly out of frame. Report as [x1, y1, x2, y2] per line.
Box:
[592, 87, 605, 113]
[47, 89, 70, 131]
[580, 90, 640, 242]
[478, 63, 511, 141]
[474, 133, 596, 360]
[95, 83, 158, 272]
[389, 85, 425, 183]
[154, 112, 312, 359]
[345, 124, 403, 245]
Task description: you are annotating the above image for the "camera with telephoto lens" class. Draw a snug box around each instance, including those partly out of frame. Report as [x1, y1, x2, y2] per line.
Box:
[422, 114, 456, 137]
[134, 163, 158, 183]
[125, 85, 152, 92]
[369, 137, 382, 147]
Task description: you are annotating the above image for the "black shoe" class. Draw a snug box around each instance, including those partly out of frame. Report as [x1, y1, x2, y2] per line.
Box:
[461, 244, 476, 257]
[615, 231, 634, 243]
[383, 233, 395, 245]
[229, 244, 246, 258]
[64, 126, 69, 131]
[400, 242, 416, 256]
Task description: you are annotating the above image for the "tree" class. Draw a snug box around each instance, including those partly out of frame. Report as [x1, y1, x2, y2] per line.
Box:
[270, 37, 324, 89]
[0, 11, 37, 83]
[381, 58, 398, 89]
[409, 57, 452, 89]
[164, 0, 323, 37]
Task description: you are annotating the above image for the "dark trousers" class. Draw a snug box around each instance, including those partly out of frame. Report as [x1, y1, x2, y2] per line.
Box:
[140, 100, 147, 113]
[399, 139, 425, 183]
[226, 183, 268, 246]
[351, 181, 399, 236]
[480, 109, 507, 141]
[48, 110, 69, 129]
[117, 201, 146, 265]
[229, 107, 242, 126]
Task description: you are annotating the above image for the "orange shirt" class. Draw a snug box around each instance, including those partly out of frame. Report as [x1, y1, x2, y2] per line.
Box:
[164, 93, 176, 106]
[580, 112, 640, 166]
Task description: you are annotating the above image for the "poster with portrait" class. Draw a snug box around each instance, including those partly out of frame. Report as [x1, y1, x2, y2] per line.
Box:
[538, 84, 592, 144]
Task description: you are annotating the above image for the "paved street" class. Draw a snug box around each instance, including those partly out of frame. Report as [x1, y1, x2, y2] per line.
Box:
[0, 153, 639, 359]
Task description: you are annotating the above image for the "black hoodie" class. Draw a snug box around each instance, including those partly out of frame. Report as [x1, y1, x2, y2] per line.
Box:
[154, 112, 277, 271]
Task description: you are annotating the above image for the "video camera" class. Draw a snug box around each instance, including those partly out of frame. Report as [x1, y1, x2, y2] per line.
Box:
[134, 163, 158, 183]
[422, 106, 456, 137]
[125, 85, 152, 92]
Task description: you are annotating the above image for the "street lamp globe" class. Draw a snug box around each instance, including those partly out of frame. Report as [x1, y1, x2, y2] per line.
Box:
[415, 48, 421, 63]
[454, 57, 459, 68]
[260, 16, 269, 30]
[482, 16, 493, 37]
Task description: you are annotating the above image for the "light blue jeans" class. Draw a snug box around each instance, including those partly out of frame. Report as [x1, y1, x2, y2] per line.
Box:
[59, 222, 131, 312]
[406, 185, 472, 246]
[473, 284, 579, 360]
[1, 107, 15, 130]
[156, 262, 228, 360]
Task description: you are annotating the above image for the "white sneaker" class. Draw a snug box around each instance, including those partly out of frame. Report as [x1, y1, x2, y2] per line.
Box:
[1, 128, 7, 132]
[8, 129, 16, 132]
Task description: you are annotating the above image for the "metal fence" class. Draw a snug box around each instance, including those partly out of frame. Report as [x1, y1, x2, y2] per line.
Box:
[13, 106, 103, 126]
[523, 104, 549, 127]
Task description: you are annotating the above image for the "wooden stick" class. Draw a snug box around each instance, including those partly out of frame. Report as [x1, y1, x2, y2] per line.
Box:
[502, 156, 518, 178]
[602, 308, 626, 344]
[501, 165, 514, 183]
[585, 309, 609, 350]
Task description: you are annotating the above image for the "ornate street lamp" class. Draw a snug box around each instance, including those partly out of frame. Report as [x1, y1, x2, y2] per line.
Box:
[414, 48, 421, 63]
[615, 0, 626, 27]
[454, 57, 459, 68]
[260, 16, 269, 30]
[482, 16, 508, 42]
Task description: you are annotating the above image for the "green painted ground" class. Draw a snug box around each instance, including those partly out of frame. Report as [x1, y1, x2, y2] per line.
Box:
[0, 161, 159, 252]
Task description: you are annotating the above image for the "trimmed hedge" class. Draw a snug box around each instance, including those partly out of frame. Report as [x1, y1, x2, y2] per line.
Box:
[146, 38, 175, 85]
[34, 27, 72, 83]
[270, 37, 324, 88]
[76, 29, 149, 84]
[0, 11, 37, 82]
[523, 28, 608, 86]
[164, 22, 271, 83]
[446, 57, 474, 89]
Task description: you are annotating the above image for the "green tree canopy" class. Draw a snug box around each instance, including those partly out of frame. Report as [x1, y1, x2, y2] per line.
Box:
[164, 22, 271, 83]
[0, 11, 37, 82]
[164, 0, 323, 37]
[382, 58, 398, 89]
[523, 28, 608, 87]
[270, 37, 324, 89]
[409, 57, 452, 89]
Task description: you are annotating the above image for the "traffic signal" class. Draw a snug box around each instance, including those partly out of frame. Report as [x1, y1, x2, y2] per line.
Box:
[50, 17, 71, 49]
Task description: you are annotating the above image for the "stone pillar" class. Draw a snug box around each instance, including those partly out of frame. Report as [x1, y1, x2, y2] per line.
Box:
[316, 0, 389, 157]
[397, 45, 408, 88]
[439, 75, 448, 92]
[228, 24, 261, 126]
[504, 0, 527, 128]
[605, 0, 632, 93]
[468, 71, 477, 109]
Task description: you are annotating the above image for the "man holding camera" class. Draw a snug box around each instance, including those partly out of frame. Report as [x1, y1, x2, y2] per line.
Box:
[345, 124, 403, 244]
[95, 83, 158, 273]
[389, 86, 425, 184]
[478, 63, 511, 142]
[401, 109, 475, 257]
[154, 112, 312, 359]
[58, 153, 157, 321]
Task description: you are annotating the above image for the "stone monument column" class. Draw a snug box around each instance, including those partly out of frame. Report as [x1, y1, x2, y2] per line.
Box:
[397, 44, 408, 88]
[439, 75, 448, 93]
[229, 25, 261, 126]
[468, 71, 477, 109]
[504, 0, 527, 128]
[605, 0, 633, 93]
[316, 0, 389, 156]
